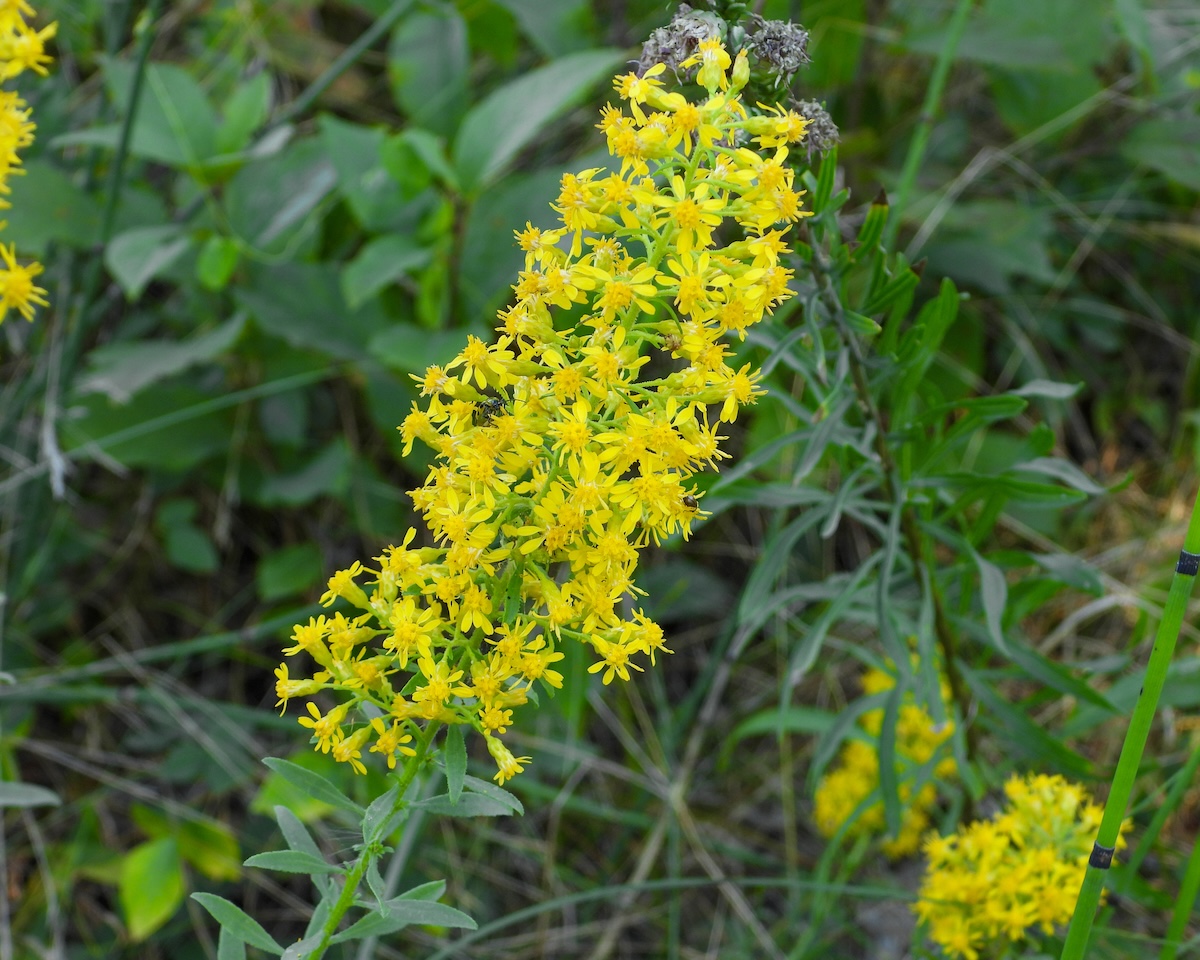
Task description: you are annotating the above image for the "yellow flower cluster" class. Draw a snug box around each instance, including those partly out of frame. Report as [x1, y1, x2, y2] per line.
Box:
[812, 663, 956, 857]
[278, 39, 814, 783]
[0, 0, 53, 326]
[914, 773, 1122, 960]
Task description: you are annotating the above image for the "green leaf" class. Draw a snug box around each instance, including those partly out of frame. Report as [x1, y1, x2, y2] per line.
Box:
[156, 498, 219, 574]
[319, 115, 424, 232]
[721, 707, 835, 769]
[218, 927, 247, 960]
[0, 782, 61, 807]
[3, 160, 101, 254]
[330, 898, 477, 943]
[224, 138, 336, 255]
[444, 725, 466, 803]
[1015, 457, 1106, 495]
[388, 4, 470, 138]
[192, 893, 283, 955]
[1011, 379, 1082, 399]
[459, 774, 523, 815]
[80, 59, 220, 171]
[105, 225, 193, 300]
[217, 72, 272, 155]
[1123, 118, 1200, 192]
[415, 793, 514, 817]
[255, 440, 351, 508]
[61, 385, 236, 472]
[77, 314, 245, 404]
[494, 0, 593, 57]
[274, 806, 323, 860]
[382, 128, 460, 193]
[453, 48, 626, 193]
[361, 784, 402, 845]
[178, 818, 242, 883]
[260, 757, 365, 817]
[341, 234, 434, 310]
[239, 262, 390, 360]
[970, 548, 1009, 654]
[243, 850, 345, 875]
[369, 324, 480, 375]
[257, 544, 324, 601]
[196, 236, 241, 291]
[119, 838, 185, 942]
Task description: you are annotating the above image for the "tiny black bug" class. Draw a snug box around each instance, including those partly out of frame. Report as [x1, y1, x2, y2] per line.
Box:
[473, 397, 506, 427]
[682, 494, 698, 510]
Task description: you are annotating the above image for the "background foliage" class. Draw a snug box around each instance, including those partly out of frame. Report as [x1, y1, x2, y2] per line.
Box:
[2, 0, 1199, 957]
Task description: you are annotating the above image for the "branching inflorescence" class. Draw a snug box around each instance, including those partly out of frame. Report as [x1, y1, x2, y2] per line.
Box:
[277, 39, 816, 784]
[0, 0, 53, 327]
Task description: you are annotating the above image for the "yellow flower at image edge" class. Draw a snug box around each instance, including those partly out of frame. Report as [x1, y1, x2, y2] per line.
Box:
[0, 242, 47, 323]
[279, 40, 818, 784]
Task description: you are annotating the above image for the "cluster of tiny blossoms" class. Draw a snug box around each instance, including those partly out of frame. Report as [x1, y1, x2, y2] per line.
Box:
[813, 662, 956, 857]
[915, 774, 1122, 960]
[278, 40, 814, 783]
[0, 0, 53, 326]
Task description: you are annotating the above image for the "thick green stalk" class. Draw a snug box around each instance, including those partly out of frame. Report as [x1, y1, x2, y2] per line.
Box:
[880, 0, 973, 252]
[1061, 492, 1200, 959]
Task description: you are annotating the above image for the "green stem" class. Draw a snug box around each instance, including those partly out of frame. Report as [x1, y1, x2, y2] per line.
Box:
[880, 0, 973, 252]
[305, 720, 441, 960]
[1162, 824, 1200, 960]
[1061, 492, 1200, 960]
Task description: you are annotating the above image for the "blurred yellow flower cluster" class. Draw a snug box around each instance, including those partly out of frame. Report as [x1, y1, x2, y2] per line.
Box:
[914, 773, 1121, 960]
[0, 0, 53, 326]
[812, 662, 956, 857]
[279, 39, 814, 783]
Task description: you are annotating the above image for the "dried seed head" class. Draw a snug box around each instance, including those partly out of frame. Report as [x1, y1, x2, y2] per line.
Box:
[793, 99, 839, 159]
[637, 4, 725, 77]
[745, 17, 810, 81]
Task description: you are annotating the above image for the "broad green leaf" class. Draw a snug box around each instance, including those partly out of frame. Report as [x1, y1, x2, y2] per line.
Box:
[255, 440, 351, 507]
[156, 498, 219, 574]
[453, 49, 626, 192]
[319, 115, 425, 232]
[3, 161, 101, 254]
[217, 72, 272, 155]
[196, 236, 241, 291]
[388, 4, 470, 137]
[119, 838, 185, 942]
[105, 225, 193, 300]
[341, 234, 434, 310]
[1123, 118, 1200, 192]
[923, 202, 1056, 295]
[225, 138, 335, 256]
[382, 128, 459, 193]
[77, 314, 245, 404]
[1015, 457, 1106, 495]
[444, 725, 466, 803]
[0, 782, 61, 807]
[178, 817, 241, 883]
[330, 898, 477, 943]
[61, 384, 236, 472]
[495, 0, 593, 57]
[87, 59, 219, 170]
[260, 757, 364, 817]
[361, 784, 402, 845]
[243, 850, 345, 875]
[257, 544, 324, 601]
[239, 262, 390, 360]
[192, 893, 283, 955]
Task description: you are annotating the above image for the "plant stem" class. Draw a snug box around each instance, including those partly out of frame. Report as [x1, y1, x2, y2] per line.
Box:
[1060, 491, 1200, 960]
[1161, 825, 1200, 960]
[805, 224, 977, 772]
[306, 720, 441, 960]
[880, 0, 973, 253]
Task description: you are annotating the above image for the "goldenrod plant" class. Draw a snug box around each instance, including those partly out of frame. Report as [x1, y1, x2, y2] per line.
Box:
[0, 0, 52, 329]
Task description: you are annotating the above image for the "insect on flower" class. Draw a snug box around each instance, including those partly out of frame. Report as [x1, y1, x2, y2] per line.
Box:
[682, 494, 698, 510]
[473, 396, 507, 427]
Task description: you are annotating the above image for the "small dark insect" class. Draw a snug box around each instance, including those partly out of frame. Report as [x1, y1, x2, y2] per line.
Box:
[682, 494, 698, 510]
[473, 397, 506, 427]
[662, 333, 682, 354]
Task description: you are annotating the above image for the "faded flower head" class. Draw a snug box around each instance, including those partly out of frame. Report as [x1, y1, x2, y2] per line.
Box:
[280, 41, 816, 785]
